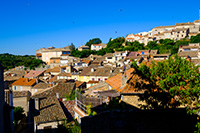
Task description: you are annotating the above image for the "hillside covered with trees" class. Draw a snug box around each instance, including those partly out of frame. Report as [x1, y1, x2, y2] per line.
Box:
[0, 53, 43, 70]
[71, 33, 200, 58]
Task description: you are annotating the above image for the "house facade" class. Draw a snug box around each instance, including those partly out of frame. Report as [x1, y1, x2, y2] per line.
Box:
[41, 47, 71, 65]
[91, 43, 106, 51]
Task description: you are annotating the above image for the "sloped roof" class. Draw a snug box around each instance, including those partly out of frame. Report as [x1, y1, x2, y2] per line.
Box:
[13, 91, 31, 98]
[105, 68, 134, 93]
[79, 67, 120, 77]
[75, 80, 85, 88]
[45, 66, 61, 73]
[57, 72, 72, 77]
[31, 82, 75, 98]
[33, 82, 49, 89]
[62, 100, 75, 118]
[24, 70, 44, 78]
[178, 51, 198, 57]
[12, 78, 36, 86]
[34, 96, 66, 123]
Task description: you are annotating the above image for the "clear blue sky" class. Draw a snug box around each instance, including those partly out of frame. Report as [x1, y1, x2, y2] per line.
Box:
[0, 0, 200, 55]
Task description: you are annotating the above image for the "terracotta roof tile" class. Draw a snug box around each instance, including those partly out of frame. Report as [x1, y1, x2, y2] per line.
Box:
[12, 78, 36, 86]
[105, 68, 134, 93]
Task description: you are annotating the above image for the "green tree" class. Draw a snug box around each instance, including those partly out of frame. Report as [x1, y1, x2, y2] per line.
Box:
[107, 37, 125, 49]
[146, 41, 159, 50]
[191, 33, 200, 43]
[132, 55, 200, 130]
[69, 43, 75, 51]
[85, 38, 102, 48]
[13, 107, 25, 126]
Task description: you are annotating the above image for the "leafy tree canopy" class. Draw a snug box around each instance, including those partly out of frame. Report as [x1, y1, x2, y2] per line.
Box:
[107, 37, 125, 49]
[85, 38, 102, 48]
[132, 55, 200, 129]
[0, 53, 43, 70]
[191, 33, 200, 43]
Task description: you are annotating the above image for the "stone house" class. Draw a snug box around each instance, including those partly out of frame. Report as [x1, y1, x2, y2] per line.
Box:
[12, 78, 37, 94]
[41, 46, 71, 65]
[32, 82, 49, 94]
[91, 43, 106, 51]
[78, 45, 89, 51]
[13, 91, 31, 115]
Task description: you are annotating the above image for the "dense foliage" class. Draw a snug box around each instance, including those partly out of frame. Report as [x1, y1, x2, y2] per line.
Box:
[132, 55, 200, 130]
[146, 38, 190, 54]
[0, 53, 43, 70]
[85, 38, 102, 48]
[191, 33, 200, 43]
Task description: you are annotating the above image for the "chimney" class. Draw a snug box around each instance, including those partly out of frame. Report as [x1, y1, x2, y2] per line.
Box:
[120, 71, 127, 89]
[35, 98, 40, 110]
[110, 70, 113, 73]
[56, 93, 59, 99]
[91, 68, 95, 72]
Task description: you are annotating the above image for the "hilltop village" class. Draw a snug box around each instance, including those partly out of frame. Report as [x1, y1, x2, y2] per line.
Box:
[1, 20, 200, 132]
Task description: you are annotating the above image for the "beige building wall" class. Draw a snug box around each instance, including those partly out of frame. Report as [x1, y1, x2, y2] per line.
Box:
[35, 121, 63, 131]
[12, 85, 32, 92]
[122, 95, 146, 108]
[90, 76, 108, 81]
[13, 97, 29, 115]
[42, 51, 62, 65]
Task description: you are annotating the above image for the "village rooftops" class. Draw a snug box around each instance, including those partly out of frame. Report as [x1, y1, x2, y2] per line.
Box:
[34, 96, 66, 124]
[13, 91, 31, 98]
[33, 82, 49, 89]
[31, 82, 75, 98]
[79, 67, 120, 77]
[12, 78, 36, 86]
[153, 25, 175, 29]
[42, 47, 71, 52]
[175, 22, 194, 26]
[57, 72, 72, 77]
[45, 66, 61, 73]
[24, 70, 44, 78]
[105, 68, 134, 93]
[178, 51, 198, 57]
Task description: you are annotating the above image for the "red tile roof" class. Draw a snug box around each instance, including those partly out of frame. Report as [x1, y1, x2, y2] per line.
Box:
[12, 78, 36, 86]
[105, 68, 134, 93]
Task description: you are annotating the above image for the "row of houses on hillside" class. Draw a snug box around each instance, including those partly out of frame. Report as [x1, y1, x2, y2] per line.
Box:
[126, 20, 200, 45]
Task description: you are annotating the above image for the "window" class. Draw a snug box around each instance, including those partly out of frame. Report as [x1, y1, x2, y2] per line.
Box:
[20, 86, 22, 91]
[105, 78, 107, 80]
[92, 78, 95, 81]
[14, 86, 17, 90]
[84, 76, 86, 79]
[98, 78, 101, 81]
[91, 84, 93, 86]
[107, 57, 112, 59]
[67, 69, 69, 72]
[94, 46, 96, 48]
[35, 89, 37, 92]
[99, 46, 100, 48]
[177, 35, 179, 37]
